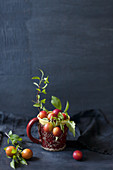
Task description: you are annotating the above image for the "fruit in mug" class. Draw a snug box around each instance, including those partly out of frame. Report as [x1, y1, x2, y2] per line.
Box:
[52, 109, 62, 116]
[21, 149, 33, 159]
[44, 122, 53, 132]
[5, 146, 16, 157]
[62, 113, 67, 120]
[47, 112, 57, 120]
[73, 150, 83, 161]
[39, 111, 47, 119]
[53, 127, 62, 137]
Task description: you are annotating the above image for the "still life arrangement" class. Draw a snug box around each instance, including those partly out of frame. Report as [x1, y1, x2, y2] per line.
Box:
[27, 69, 76, 151]
[4, 69, 83, 169]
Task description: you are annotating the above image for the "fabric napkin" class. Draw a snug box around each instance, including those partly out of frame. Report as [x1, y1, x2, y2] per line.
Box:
[0, 109, 113, 154]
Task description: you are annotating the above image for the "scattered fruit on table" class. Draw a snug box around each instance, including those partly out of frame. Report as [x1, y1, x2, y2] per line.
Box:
[21, 149, 33, 160]
[53, 127, 62, 137]
[73, 150, 83, 161]
[39, 110, 47, 119]
[4, 130, 33, 169]
[5, 146, 16, 157]
[44, 122, 53, 132]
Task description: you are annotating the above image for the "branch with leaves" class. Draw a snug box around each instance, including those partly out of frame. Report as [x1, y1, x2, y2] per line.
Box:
[51, 96, 75, 137]
[4, 131, 32, 169]
[32, 69, 49, 112]
[43, 96, 76, 138]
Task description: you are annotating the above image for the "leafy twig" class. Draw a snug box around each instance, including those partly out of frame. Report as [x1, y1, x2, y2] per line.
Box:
[4, 131, 27, 169]
[32, 69, 49, 111]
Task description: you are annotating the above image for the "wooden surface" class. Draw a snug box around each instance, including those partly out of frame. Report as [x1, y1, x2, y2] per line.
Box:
[0, 0, 113, 116]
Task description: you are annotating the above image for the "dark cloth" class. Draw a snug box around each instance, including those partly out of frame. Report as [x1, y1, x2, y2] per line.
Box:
[0, 109, 113, 155]
[70, 109, 113, 154]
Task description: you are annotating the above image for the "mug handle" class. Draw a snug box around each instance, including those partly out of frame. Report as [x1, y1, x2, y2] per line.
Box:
[26, 117, 41, 144]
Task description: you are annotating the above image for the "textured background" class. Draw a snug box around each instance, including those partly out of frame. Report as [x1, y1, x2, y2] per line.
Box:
[0, 0, 113, 117]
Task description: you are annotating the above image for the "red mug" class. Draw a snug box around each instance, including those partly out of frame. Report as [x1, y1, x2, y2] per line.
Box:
[26, 115, 69, 151]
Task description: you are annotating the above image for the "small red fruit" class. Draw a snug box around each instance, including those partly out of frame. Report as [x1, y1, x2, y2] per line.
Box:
[21, 149, 33, 160]
[53, 127, 62, 137]
[5, 146, 16, 157]
[73, 150, 83, 161]
[52, 109, 62, 116]
[62, 113, 67, 120]
[47, 113, 57, 120]
[39, 111, 47, 119]
[44, 122, 53, 132]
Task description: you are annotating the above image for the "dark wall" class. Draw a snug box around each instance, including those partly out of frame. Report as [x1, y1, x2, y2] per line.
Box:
[0, 0, 113, 117]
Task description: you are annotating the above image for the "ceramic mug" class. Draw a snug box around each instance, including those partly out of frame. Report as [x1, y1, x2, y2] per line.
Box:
[26, 115, 69, 151]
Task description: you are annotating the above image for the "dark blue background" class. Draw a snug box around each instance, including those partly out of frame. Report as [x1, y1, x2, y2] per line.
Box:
[0, 0, 113, 117]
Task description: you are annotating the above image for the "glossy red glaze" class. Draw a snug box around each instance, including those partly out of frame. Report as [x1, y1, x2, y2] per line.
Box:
[26, 117, 41, 144]
[39, 123, 68, 151]
[27, 117, 68, 151]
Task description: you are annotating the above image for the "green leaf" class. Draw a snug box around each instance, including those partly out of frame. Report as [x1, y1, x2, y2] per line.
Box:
[41, 99, 46, 104]
[18, 137, 22, 141]
[12, 140, 17, 145]
[52, 121, 56, 127]
[38, 95, 40, 100]
[36, 88, 41, 92]
[33, 82, 39, 87]
[58, 112, 64, 120]
[8, 130, 13, 136]
[10, 159, 15, 169]
[32, 76, 40, 80]
[42, 89, 47, 94]
[4, 147, 8, 151]
[11, 148, 17, 154]
[51, 96, 62, 110]
[17, 154, 21, 161]
[40, 69, 44, 77]
[42, 84, 48, 89]
[7, 138, 9, 144]
[64, 101, 69, 113]
[13, 155, 18, 163]
[33, 103, 41, 107]
[51, 117, 57, 121]
[9, 134, 22, 143]
[20, 158, 27, 165]
[6, 155, 11, 158]
[44, 76, 49, 83]
[66, 121, 76, 137]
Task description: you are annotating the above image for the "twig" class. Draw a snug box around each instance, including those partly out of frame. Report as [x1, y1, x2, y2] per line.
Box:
[5, 132, 10, 139]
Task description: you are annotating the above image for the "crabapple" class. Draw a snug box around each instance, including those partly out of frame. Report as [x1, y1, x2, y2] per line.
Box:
[21, 149, 33, 159]
[5, 146, 16, 157]
[44, 122, 53, 132]
[52, 109, 62, 116]
[62, 113, 67, 120]
[53, 127, 62, 137]
[47, 112, 57, 120]
[39, 111, 47, 119]
[73, 150, 83, 161]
